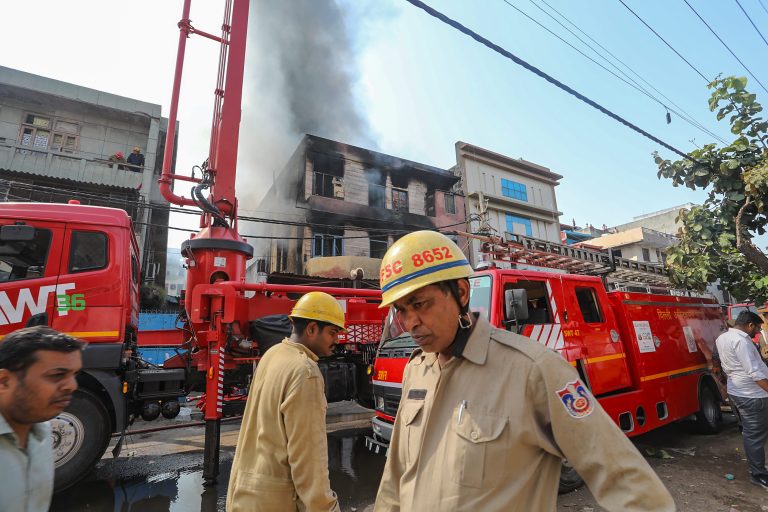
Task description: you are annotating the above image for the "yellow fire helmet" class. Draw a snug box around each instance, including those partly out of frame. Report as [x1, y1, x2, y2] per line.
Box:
[379, 230, 472, 308]
[289, 291, 347, 331]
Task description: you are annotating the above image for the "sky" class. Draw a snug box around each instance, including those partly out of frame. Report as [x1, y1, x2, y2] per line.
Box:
[2, 0, 767, 250]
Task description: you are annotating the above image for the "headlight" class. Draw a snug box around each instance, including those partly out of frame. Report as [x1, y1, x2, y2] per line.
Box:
[376, 396, 385, 410]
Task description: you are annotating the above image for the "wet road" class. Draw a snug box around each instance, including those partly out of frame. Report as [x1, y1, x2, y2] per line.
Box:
[50, 427, 384, 512]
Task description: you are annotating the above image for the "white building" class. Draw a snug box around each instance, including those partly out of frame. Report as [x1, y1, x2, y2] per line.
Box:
[452, 141, 562, 267]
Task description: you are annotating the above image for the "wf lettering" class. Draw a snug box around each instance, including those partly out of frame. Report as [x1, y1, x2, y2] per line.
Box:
[0, 283, 80, 326]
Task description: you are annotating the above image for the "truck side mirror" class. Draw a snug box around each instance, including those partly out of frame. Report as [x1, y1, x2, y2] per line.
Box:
[505, 288, 529, 324]
[0, 224, 35, 242]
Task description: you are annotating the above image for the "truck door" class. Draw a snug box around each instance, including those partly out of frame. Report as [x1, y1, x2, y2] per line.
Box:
[53, 228, 121, 341]
[566, 282, 633, 395]
[0, 220, 65, 334]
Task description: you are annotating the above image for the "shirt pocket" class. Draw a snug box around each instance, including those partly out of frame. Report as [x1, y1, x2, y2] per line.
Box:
[451, 409, 508, 488]
[401, 400, 424, 467]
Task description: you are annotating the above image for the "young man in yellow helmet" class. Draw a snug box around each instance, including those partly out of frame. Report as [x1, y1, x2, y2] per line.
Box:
[374, 231, 675, 512]
[227, 291, 345, 512]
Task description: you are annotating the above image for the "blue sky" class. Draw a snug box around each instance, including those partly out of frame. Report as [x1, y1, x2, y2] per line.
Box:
[2, 0, 767, 247]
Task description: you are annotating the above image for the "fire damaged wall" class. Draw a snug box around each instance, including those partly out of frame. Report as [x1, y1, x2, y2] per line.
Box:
[256, 134, 468, 278]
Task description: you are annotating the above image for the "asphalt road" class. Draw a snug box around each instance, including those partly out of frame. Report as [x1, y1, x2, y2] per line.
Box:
[49, 407, 768, 512]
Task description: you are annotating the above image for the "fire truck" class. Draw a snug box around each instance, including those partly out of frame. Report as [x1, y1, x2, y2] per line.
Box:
[367, 233, 728, 492]
[0, 0, 386, 490]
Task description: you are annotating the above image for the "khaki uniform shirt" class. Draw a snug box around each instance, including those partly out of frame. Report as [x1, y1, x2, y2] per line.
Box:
[374, 315, 675, 512]
[227, 339, 340, 512]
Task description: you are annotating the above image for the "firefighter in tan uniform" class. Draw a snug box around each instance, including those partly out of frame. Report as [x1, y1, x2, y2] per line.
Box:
[227, 292, 344, 512]
[373, 231, 676, 512]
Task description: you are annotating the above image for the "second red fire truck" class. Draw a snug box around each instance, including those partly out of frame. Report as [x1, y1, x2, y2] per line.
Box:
[367, 233, 728, 491]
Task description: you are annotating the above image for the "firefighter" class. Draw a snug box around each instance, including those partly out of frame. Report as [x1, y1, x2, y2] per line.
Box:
[226, 292, 344, 512]
[373, 231, 675, 512]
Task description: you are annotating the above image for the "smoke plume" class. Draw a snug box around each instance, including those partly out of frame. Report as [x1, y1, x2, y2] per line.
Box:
[238, 0, 375, 207]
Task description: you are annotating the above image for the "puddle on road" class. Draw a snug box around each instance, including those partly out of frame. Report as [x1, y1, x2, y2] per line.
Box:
[51, 428, 386, 512]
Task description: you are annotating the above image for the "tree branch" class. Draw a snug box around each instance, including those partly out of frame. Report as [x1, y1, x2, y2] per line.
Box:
[736, 197, 768, 273]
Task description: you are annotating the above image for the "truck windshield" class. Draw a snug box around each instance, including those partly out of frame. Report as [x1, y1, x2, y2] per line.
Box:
[730, 305, 758, 319]
[380, 333, 417, 350]
[469, 275, 492, 320]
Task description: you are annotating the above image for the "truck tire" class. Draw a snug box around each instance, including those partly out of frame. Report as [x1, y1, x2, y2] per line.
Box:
[51, 389, 112, 491]
[695, 384, 722, 435]
[558, 460, 584, 494]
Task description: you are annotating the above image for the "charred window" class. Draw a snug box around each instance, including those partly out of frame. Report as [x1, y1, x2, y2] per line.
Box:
[391, 174, 409, 213]
[366, 169, 386, 208]
[575, 287, 604, 323]
[0, 228, 52, 282]
[313, 228, 343, 257]
[370, 234, 388, 259]
[312, 153, 345, 199]
[69, 231, 108, 273]
[425, 189, 436, 217]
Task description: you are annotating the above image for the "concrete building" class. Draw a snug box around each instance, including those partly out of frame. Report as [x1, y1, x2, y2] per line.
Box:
[613, 203, 694, 235]
[165, 248, 186, 298]
[588, 227, 676, 264]
[0, 66, 175, 285]
[253, 135, 466, 279]
[453, 141, 562, 266]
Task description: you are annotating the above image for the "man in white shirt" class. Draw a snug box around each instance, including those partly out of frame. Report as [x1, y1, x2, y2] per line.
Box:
[716, 311, 768, 488]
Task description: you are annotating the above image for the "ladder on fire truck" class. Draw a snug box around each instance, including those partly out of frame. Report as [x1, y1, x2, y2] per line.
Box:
[461, 231, 672, 292]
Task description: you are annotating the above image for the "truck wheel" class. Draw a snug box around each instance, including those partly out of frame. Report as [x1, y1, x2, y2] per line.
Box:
[558, 460, 584, 494]
[51, 389, 111, 491]
[695, 384, 722, 434]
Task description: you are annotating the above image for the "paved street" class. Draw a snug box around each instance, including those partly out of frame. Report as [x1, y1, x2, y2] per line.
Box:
[50, 407, 768, 512]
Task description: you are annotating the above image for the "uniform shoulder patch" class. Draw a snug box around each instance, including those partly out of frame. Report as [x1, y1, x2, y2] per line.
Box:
[556, 380, 594, 419]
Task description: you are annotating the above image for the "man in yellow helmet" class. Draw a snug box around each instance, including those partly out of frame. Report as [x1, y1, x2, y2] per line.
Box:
[227, 292, 345, 512]
[374, 231, 675, 512]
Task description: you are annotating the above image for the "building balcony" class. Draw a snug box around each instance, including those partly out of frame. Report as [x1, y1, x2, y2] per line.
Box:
[0, 142, 143, 190]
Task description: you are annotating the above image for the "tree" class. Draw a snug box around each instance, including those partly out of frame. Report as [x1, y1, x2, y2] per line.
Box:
[655, 76, 768, 303]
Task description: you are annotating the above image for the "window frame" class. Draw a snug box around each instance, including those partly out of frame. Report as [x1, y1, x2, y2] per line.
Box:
[312, 229, 344, 257]
[574, 286, 604, 323]
[68, 230, 109, 274]
[392, 187, 409, 213]
[505, 214, 533, 236]
[444, 193, 456, 215]
[0, 227, 53, 283]
[19, 113, 81, 153]
[501, 178, 528, 201]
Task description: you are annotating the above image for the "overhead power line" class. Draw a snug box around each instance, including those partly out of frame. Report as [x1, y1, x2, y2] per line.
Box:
[617, 0, 711, 83]
[734, 0, 768, 50]
[500, 0, 728, 145]
[760, 0, 768, 16]
[683, 0, 768, 96]
[403, 0, 696, 162]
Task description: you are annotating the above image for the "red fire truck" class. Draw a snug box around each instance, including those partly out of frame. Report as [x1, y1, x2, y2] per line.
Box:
[0, 0, 388, 490]
[367, 233, 727, 491]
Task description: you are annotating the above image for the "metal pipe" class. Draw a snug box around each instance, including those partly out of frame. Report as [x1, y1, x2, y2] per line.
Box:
[158, 0, 197, 208]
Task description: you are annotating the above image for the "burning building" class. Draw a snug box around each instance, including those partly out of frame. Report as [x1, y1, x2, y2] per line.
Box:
[250, 134, 466, 280]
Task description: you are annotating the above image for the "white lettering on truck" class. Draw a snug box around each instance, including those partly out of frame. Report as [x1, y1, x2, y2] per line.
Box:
[0, 283, 77, 325]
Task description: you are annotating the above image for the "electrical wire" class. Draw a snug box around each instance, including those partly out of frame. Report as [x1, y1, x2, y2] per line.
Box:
[734, 0, 768, 50]
[526, 0, 729, 145]
[0, 178, 468, 235]
[403, 0, 696, 162]
[500, 0, 728, 145]
[760, 0, 768, 16]
[617, 0, 711, 83]
[683, 0, 768, 95]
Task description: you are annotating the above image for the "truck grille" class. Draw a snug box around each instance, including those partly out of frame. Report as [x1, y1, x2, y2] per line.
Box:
[373, 383, 402, 417]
